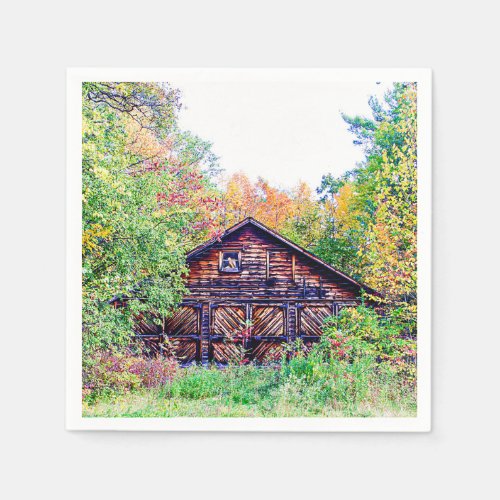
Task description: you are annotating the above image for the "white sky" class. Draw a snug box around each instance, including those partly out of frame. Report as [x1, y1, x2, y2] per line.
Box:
[175, 80, 392, 191]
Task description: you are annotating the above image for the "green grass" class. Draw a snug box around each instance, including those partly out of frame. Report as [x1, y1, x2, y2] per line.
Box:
[83, 363, 417, 418]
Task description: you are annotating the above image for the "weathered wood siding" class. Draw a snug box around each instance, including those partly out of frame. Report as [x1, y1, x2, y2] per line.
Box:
[186, 224, 359, 301]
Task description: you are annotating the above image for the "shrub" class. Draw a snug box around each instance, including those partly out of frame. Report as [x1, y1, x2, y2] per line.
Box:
[322, 305, 417, 385]
[83, 306, 416, 414]
[281, 339, 375, 408]
[165, 366, 228, 400]
[279, 305, 417, 409]
[83, 349, 178, 402]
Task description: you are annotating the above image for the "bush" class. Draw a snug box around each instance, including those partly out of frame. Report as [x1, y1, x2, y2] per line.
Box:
[322, 305, 417, 385]
[83, 349, 178, 402]
[278, 305, 416, 411]
[281, 341, 374, 409]
[165, 366, 228, 400]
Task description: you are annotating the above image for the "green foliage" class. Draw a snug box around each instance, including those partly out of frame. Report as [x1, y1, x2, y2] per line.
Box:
[316, 83, 418, 327]
[82, 82, 222, 356]
[313, 234, 364, 280]
[341, 83, 409, 153]
[81, 82, 419, 418]
[324, 306, 416, 363]
[83, 349, 178, 402]
[281, 352, 377, 410]
[83, 360, 415, 418]
[163, 365, 280, 406]
[282, 304, 416, 395]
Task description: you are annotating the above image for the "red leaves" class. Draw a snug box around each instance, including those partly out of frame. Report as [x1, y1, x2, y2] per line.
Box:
[328, 334, 352, 361]
[208, 227, 225, 240]
[149, 162, 225, 243]
[83, 350, 179, 398]
[167, 192, 189, 205]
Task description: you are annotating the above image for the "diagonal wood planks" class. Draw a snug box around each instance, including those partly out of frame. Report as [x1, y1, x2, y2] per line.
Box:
[251, 305, 285, 337]
[135, 300, 359, 364]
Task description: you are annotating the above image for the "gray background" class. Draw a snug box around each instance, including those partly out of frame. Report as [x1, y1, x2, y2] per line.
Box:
[2, 0, 498, 498]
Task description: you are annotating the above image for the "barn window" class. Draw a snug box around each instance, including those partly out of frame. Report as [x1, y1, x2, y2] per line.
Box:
[266, 251, 295, 282]
[219, 251, 241, 272]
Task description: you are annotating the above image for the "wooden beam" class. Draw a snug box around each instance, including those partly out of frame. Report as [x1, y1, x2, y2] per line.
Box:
[292, 254, 296, 282]
[266, 250, 270, 280]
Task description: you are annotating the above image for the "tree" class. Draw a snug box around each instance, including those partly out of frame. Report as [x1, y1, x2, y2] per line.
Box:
[254, 177, 293, 230]
[82, 82, 222, 354]
[221, 171, 258, 227]
[314, 178, 366, 277]
[315, 83, 418, 327]
[221, 173, 322, 248]
[362, 84, 417, 325]
[282, 181, 322, 249]
[221, 172, 294, 232]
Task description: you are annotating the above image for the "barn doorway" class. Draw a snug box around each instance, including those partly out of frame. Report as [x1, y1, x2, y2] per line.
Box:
[208, 302, 289, 364]
[148, 300, 343, 365]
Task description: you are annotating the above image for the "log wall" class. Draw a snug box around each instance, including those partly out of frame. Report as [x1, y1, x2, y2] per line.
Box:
[186, 225, 359, 301]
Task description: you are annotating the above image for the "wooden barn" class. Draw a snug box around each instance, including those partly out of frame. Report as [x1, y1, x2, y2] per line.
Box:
[134, 217, 374, 364]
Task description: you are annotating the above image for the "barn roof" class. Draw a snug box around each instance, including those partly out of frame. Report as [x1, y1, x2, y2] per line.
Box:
[187, 217, 377, 295]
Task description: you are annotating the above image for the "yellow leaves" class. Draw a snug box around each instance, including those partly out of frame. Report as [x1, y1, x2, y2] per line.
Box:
[326, 182, 363, 238]
[164, 230, 178, 249]
[125, 119, 169, 160]
[82, 187, 90, 204]
[223, 171, 258, 222]
[82, 224, 112, 256]
[254, 180, 293, 231]
[112, 182, 126, 193]
[93, 166, 112, 182]
[359, 84, 418, 324]
[109, 199, 121, 210]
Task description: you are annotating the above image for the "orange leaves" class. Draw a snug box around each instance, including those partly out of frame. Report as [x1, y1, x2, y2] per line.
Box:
[125, 120, 171, 162]
[221, 172, 318, 233]
[223, 171, 258, 223]
[254, 178, 293, 230]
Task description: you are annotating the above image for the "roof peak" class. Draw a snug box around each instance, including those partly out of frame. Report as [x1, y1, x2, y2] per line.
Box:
[186, 217, 377, 295]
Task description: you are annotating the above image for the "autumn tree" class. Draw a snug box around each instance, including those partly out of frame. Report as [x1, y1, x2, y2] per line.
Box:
[254, 178, 293, 230]
[281, 181, 322, 248]
[362, 84, 417, 325]
[221, 172, 322, 248]
[82, 82, 221, 354]
[316, 83, 418, 327]
[221, 171, 258, 227]
[221, 172, 294, 231]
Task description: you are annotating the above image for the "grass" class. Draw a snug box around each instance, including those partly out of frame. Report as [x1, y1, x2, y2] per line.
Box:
[83, 362, 417, 418]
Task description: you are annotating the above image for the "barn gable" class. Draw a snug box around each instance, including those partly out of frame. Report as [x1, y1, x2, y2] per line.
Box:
[185, 217, 372, 301]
